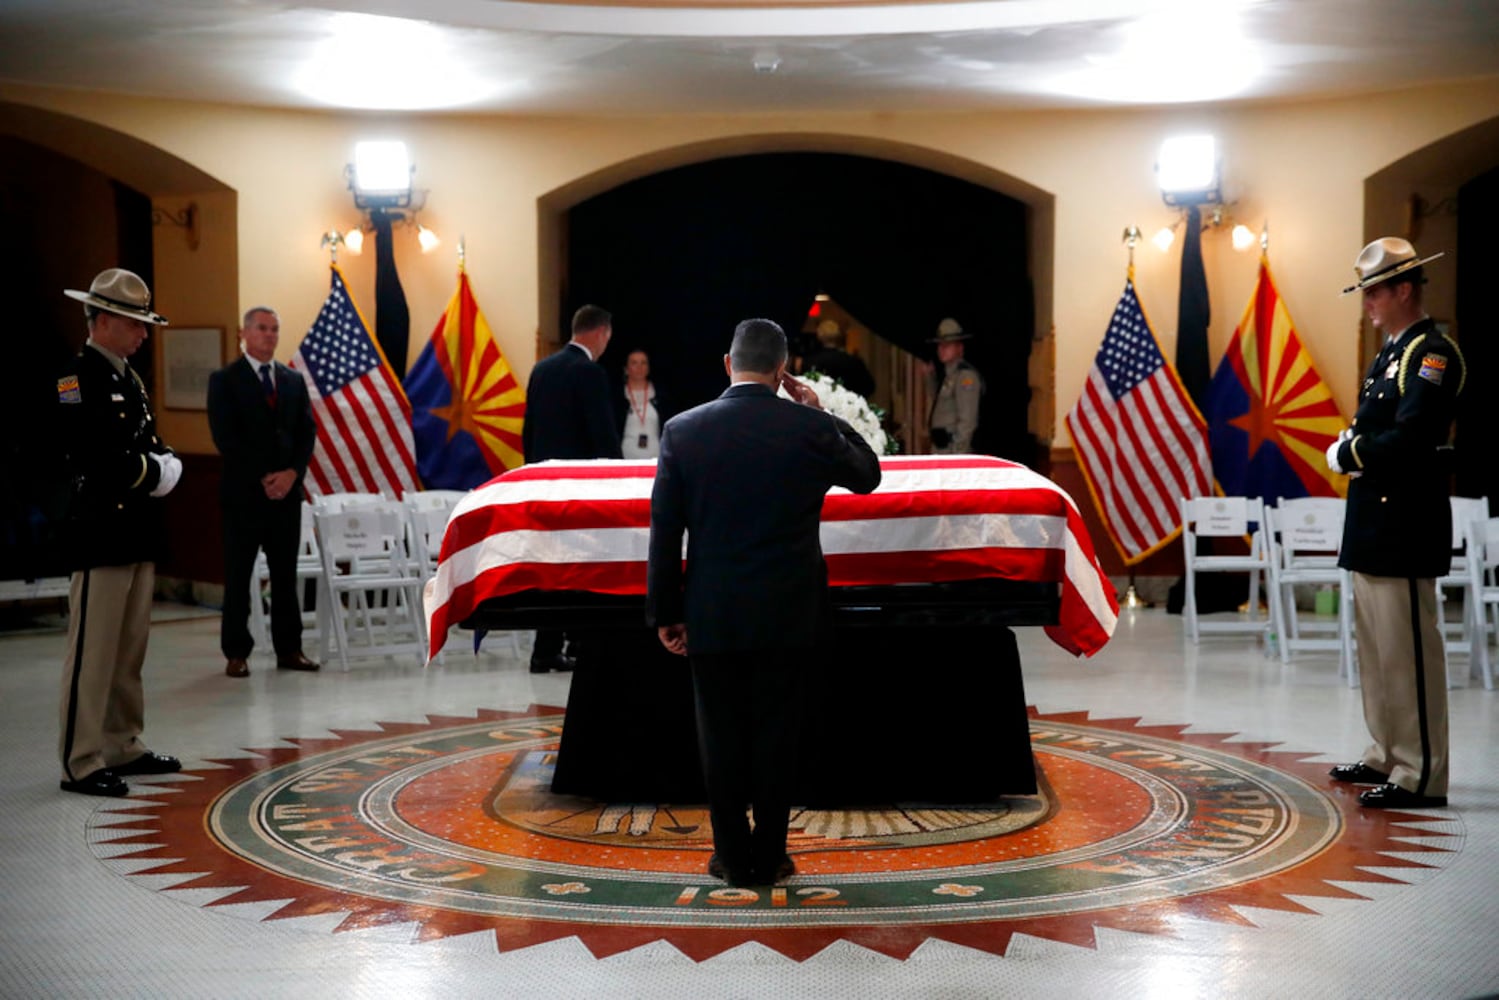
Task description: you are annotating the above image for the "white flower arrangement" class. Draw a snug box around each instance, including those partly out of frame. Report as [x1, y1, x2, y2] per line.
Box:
[781, 370, 896, 455]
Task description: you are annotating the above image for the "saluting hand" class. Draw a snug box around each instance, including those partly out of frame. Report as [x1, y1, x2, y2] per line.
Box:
[780, 372, 821, 410]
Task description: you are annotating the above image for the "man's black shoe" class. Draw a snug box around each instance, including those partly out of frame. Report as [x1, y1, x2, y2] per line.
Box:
[1359, 783, 1447, 809]
[113, 751, 182, 776]
[755, 855, 796, 885]
[1329, 762, 1389, 785]
[60, 770, 128, 797]
[529, 654, 576, 674]
[707, 853, 753, 887]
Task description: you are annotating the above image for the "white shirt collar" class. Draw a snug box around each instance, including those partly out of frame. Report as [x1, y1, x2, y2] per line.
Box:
[567, 341, 593, 362]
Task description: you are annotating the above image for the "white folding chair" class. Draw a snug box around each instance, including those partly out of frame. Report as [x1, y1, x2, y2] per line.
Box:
[1266, 497, 1356, 685]
[314, 500, 427, 671]
[315, 491, 388, 513]
[1180, 496, 1274, 649]
[1438, 496, 1489, 686]
[1465, 516, 1499, 691]
[248, 503, 328, 658]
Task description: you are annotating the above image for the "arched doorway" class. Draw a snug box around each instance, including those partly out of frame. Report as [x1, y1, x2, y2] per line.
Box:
[0, 102, 238, 588]
[538, 137, 1055, 463]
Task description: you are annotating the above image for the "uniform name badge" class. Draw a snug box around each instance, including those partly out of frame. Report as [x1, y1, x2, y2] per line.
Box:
[1385, 360, 1399, 379]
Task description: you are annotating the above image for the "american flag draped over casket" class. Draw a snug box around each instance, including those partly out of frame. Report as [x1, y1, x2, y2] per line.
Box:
[424, 454, 1119, 661]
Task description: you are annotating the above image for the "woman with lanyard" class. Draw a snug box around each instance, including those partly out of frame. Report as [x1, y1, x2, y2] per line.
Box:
[616, 349, 670, 459]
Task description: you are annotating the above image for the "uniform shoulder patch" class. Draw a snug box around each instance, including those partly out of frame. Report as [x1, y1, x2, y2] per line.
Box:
[57, 374, 81, 404]
[1417, 352, 1447, 385]
[959, 377, 977, 389]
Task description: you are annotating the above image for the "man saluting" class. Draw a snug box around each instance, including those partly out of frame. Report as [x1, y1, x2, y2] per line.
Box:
[646, 318, 882, 887]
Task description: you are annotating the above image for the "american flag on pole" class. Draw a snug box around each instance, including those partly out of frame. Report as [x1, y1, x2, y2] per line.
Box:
[1065, 271, 1213, 564]
[291, 264, 420, 498]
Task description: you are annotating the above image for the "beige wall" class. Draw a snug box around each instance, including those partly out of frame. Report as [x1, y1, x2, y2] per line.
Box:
[4, 78, 1498, 455]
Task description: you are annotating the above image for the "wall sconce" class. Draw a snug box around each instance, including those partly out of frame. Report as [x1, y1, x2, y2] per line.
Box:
[1152, 205, 1260, 254]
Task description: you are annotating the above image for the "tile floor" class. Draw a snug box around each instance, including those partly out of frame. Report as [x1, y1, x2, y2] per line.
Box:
[1, 602, 1497, 999]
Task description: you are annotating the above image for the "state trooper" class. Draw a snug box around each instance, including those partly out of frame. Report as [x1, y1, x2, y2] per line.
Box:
[1325, 237, 1464, 810]
[927, 318, 984, 454]
[56, 268, 184, 796]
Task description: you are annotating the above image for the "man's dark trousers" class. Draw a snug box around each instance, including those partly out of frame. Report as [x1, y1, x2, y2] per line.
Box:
[222, 497, 302, 659]
[690, 648, 809, 879]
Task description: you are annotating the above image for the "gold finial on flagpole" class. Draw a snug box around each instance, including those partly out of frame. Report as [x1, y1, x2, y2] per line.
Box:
[1122, 225, 1142, 267]
[457, 235, 466, 272]
[320, 229, 343, 264]
[1259, 220, 1270, 253]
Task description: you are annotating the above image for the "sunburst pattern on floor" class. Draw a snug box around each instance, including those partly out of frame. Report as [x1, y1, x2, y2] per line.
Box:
[86, 705, 1457, 961]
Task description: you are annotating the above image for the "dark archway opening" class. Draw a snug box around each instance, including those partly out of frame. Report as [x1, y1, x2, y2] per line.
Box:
[1, 135, 154, 584]
[563, 152, 1035, 463]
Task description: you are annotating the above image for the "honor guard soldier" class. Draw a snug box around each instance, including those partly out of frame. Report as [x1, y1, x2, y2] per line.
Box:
[1325, 237, 1464, 810]
[57, 269, 184, 796]
[927, 318, 984, 453]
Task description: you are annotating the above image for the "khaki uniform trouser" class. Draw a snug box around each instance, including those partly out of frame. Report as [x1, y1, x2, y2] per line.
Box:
[59, 563, 155, 781]
[1351, 572, 1448, 797]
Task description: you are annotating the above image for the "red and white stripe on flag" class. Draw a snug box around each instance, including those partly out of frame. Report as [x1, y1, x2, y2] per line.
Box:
[1065, 275, 1213, 564]
[423, 455, 1119, 662]
[290, 265, 419, 499]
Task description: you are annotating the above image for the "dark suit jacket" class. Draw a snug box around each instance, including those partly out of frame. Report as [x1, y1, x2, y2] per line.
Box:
[59, 344, 168, 569]
[522, 343, 623, 462]
[646, 381, 882, 654]
[1336, 317, 1465, 578]
[206, 356, 317, 506]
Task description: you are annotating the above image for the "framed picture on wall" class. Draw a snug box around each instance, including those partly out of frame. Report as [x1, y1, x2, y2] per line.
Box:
[160, 326, 222, 410]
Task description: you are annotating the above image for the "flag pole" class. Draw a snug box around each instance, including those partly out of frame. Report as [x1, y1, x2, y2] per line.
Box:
[458, 234, 467, 273]
[1117, 224, 1154, 610]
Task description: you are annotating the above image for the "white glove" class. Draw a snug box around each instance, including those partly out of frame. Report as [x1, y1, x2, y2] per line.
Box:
[1325, 437, 1344, 475]
[150, 452, 182, 497]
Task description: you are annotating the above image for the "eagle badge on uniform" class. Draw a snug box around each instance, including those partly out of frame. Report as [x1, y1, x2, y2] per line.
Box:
[56, 375, 81, 404]
[1417, 352, 1447, 385]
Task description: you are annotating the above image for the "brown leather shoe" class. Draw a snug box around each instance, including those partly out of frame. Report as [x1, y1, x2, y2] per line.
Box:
[225, 658, 249, 678]
[276, 651, 320, 672]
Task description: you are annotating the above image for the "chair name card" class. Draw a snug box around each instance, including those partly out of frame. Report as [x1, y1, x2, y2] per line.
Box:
[1197, 497, 1249, 537]
[1286, 521, 1338, 551]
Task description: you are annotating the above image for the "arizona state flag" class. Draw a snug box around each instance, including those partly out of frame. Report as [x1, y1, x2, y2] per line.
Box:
[1205, 257, 1345, 501]
[405, 266, 526, 489]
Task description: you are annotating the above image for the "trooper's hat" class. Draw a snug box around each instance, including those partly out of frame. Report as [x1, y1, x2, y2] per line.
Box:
[1341, 237, 1444, 295]
[63, 268, 170, 325]
[929, 317, 972, 343]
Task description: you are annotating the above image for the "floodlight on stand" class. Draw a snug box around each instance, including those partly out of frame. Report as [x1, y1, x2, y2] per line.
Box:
[351, 140, 413, 209]
[1156, 134, 1221, 206]
[417, 224, 441, 253]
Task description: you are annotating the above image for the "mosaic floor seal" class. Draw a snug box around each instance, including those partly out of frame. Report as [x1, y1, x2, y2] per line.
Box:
[89, 706, 1456, 960]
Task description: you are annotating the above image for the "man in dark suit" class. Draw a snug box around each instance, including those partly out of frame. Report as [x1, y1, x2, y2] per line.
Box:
[207, 306, 319, 678]
[647, 318, 882, 886]
[1326, 237, 1463, 809]
[521, 304, 623, 672]
[57, 268, 184, 796]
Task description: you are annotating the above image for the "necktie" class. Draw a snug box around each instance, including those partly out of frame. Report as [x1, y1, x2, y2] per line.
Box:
[259, 364, 277, 406]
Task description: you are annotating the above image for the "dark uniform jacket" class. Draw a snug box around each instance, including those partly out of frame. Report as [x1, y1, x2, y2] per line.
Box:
[207, 356, 317, 507]
[57, 344, 169, 570]
[1336, 317, 1466, 578]
[646, 382, 882, 654]
[521, 343, 623, 462]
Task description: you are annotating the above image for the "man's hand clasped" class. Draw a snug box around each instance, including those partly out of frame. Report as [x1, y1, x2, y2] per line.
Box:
[261, 469, 297, 501]
[1325, 427, 1352, 474]
[149, 452, 182, 497]
[657, 623, 688, 656]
